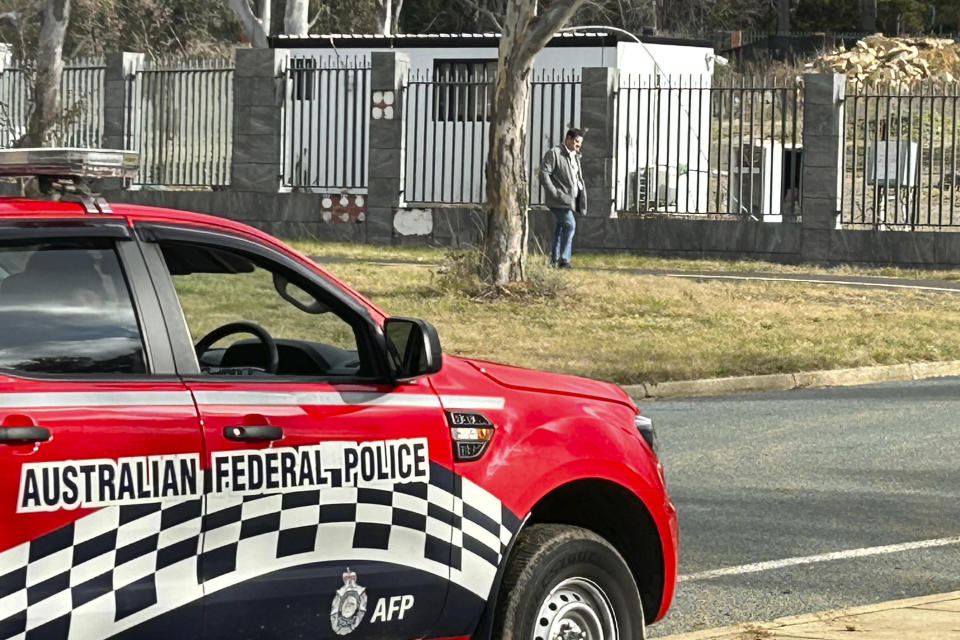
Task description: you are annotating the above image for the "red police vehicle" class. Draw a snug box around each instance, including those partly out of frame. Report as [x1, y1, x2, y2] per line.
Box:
[0, 149, 676, 640]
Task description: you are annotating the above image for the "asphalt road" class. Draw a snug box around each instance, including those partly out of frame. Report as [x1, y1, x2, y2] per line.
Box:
[642, 377, 960, 637]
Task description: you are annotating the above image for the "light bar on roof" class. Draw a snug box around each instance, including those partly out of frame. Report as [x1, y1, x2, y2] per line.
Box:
[0, 148, 139, 179]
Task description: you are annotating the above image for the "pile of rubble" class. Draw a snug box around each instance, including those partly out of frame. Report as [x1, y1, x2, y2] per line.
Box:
[808, 34, 960, 85]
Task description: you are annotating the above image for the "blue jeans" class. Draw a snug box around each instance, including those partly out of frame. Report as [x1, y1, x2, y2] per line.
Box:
[550, 208, 576, 264]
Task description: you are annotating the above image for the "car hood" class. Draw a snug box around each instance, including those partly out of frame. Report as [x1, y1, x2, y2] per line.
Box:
[457, 357, 636, 409]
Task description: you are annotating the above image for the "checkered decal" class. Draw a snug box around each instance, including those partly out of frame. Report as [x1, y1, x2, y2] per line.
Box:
[0, 499, 203, 640]
[0, 463, 521, 640]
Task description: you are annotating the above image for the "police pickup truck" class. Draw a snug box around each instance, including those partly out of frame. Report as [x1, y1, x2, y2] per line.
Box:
[0, 149, 676, 640]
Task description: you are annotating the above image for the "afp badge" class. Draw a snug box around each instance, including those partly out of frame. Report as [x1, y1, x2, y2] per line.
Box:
[330, 568, 368, 635]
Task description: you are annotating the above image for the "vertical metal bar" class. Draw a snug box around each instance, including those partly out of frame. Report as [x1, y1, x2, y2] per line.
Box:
[424, 71, 432, 202]
[699, 76, 708, 213]
[939, 87, 946, 227]
[871, 85, 882, 227]
[767, 82, 775, 218]
[951, 83, 957, 225]
[791, 80, 800, 216]
[893, 82, 903, 224]
[454, 70, 464, 202]
[852, 87, 860, 224]
[864, 84, 874, 224]
[726, 81, 734, 213]
[715, 82, 723, 213]
[440, 67, 450, 202]
[881, 88, 891, 225]
[634, 81, 643, 212]
[747, 77, 755, 218]
[680, 77, 688, 212]
[928, 81, 936, 227]
[480, 66, 490, 202]
[654, 76, 663, 209]
[410, 75, 420, 202]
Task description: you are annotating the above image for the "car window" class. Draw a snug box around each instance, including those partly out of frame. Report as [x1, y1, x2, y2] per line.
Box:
[0, 240, 146, 374]
[159, 242, 365, 377]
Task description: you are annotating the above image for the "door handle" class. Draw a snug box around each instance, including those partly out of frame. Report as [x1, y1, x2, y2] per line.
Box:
[0, 426, 51, 444]
[224, 425, 283, 442]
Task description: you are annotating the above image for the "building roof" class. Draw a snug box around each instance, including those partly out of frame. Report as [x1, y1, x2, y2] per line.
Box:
[271, 31, 712, 49]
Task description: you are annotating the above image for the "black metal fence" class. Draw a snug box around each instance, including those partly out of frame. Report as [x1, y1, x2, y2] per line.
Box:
[127, 57, 233, 187]
[282, 57, 370, 191]
[842, 82, 960, 228]
[616, 76, 802, 219]
[0, 57, 104, 148]
[403, 68, 580, 205]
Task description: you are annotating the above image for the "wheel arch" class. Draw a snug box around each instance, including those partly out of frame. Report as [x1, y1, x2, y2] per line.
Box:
[471, 478, 665, 639]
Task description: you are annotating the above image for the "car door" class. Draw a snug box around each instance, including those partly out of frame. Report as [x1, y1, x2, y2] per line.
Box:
[134, 222, 456, 640]
[0, 222, 205, 640]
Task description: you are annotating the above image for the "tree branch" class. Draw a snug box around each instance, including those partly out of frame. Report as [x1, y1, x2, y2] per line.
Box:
[453, 0, 503, 31]
[524, 0, 588, 60]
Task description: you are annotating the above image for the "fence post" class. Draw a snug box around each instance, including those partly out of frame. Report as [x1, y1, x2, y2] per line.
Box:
[101, 52, 142, 190]
[231, 47, 288, 192]
[801, 73, 845, 260]
[366, 51, 409, 244]
[580, 67, 619, 218]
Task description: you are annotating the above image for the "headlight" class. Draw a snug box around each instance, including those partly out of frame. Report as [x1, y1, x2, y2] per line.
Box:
[634, 413, 657, 455]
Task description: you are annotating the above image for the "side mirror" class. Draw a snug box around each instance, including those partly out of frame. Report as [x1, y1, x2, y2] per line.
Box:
[384, 317, 442, 380]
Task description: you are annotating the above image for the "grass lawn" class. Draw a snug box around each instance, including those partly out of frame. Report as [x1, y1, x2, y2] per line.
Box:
[282, 241, 960, 385]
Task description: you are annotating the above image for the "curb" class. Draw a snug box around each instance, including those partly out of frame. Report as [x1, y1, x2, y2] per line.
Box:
[622, 360, 960, 400]
[654, 590, 960, 639]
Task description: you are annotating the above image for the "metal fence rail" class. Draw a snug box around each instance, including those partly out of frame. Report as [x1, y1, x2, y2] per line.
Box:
[616, 76, 802, 219]
[0, 57, 104, 148]
[282, 57, 370, 191]
[843, 82, 960, 229]
[128, 57, 233, 187]
[403, 68, 579, 205]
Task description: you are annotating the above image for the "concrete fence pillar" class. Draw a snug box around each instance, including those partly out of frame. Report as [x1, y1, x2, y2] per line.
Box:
[366, 51, 410, 243]
[580, 67, 619, 218]
[231, 47, 288, 192]
[801, 73, 845, 260]
[102, 52, 142, 151]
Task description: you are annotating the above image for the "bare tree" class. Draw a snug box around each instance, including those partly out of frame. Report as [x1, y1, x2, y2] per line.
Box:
[479, 0, 586, 285]
[24, 0, 70, 147]
[228, 0, 270, 47]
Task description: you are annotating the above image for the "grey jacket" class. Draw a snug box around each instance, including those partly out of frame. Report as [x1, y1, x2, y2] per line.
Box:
[539, 144, 587, 214]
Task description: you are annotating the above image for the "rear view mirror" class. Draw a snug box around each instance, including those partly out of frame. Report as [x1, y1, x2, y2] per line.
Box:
[384, 317, 442, 380]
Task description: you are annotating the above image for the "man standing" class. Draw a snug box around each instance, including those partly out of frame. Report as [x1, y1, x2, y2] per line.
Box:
[539, 128, 586, 268]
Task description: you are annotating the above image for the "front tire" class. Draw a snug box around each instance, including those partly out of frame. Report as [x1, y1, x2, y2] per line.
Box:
[493, 524, 645, 640]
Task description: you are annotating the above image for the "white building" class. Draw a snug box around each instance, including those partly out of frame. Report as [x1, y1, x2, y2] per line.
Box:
[273, 32, 715, 209]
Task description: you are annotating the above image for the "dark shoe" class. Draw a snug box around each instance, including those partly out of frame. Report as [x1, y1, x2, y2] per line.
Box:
[557, 260, 571, 269]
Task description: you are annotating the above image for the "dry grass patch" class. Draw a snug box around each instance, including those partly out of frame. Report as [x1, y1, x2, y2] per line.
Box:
[311, 254, 960, 384]
[289, 240, 960, 281]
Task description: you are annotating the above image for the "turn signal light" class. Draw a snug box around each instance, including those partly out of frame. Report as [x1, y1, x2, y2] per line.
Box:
[447, 412, 495, 461]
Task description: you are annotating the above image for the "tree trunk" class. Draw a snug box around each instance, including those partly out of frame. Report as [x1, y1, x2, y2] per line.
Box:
[860, 0, 877, 32]
[26, 0, 70, 147]
[478, 0, 586, 284]
[228, 0, 269, 47]
[777, 0, 790, 33]
[376, 0, 393, 35]
[284, 0, 309, 36]
[392, 0, 404, 33]
[480, 61, 531, 283]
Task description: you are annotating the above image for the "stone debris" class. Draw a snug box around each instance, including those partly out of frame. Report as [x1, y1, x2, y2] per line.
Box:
[807, 34, 959, 85]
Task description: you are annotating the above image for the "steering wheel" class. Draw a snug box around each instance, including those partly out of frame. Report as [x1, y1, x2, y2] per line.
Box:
[194, 321, 279, 375]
